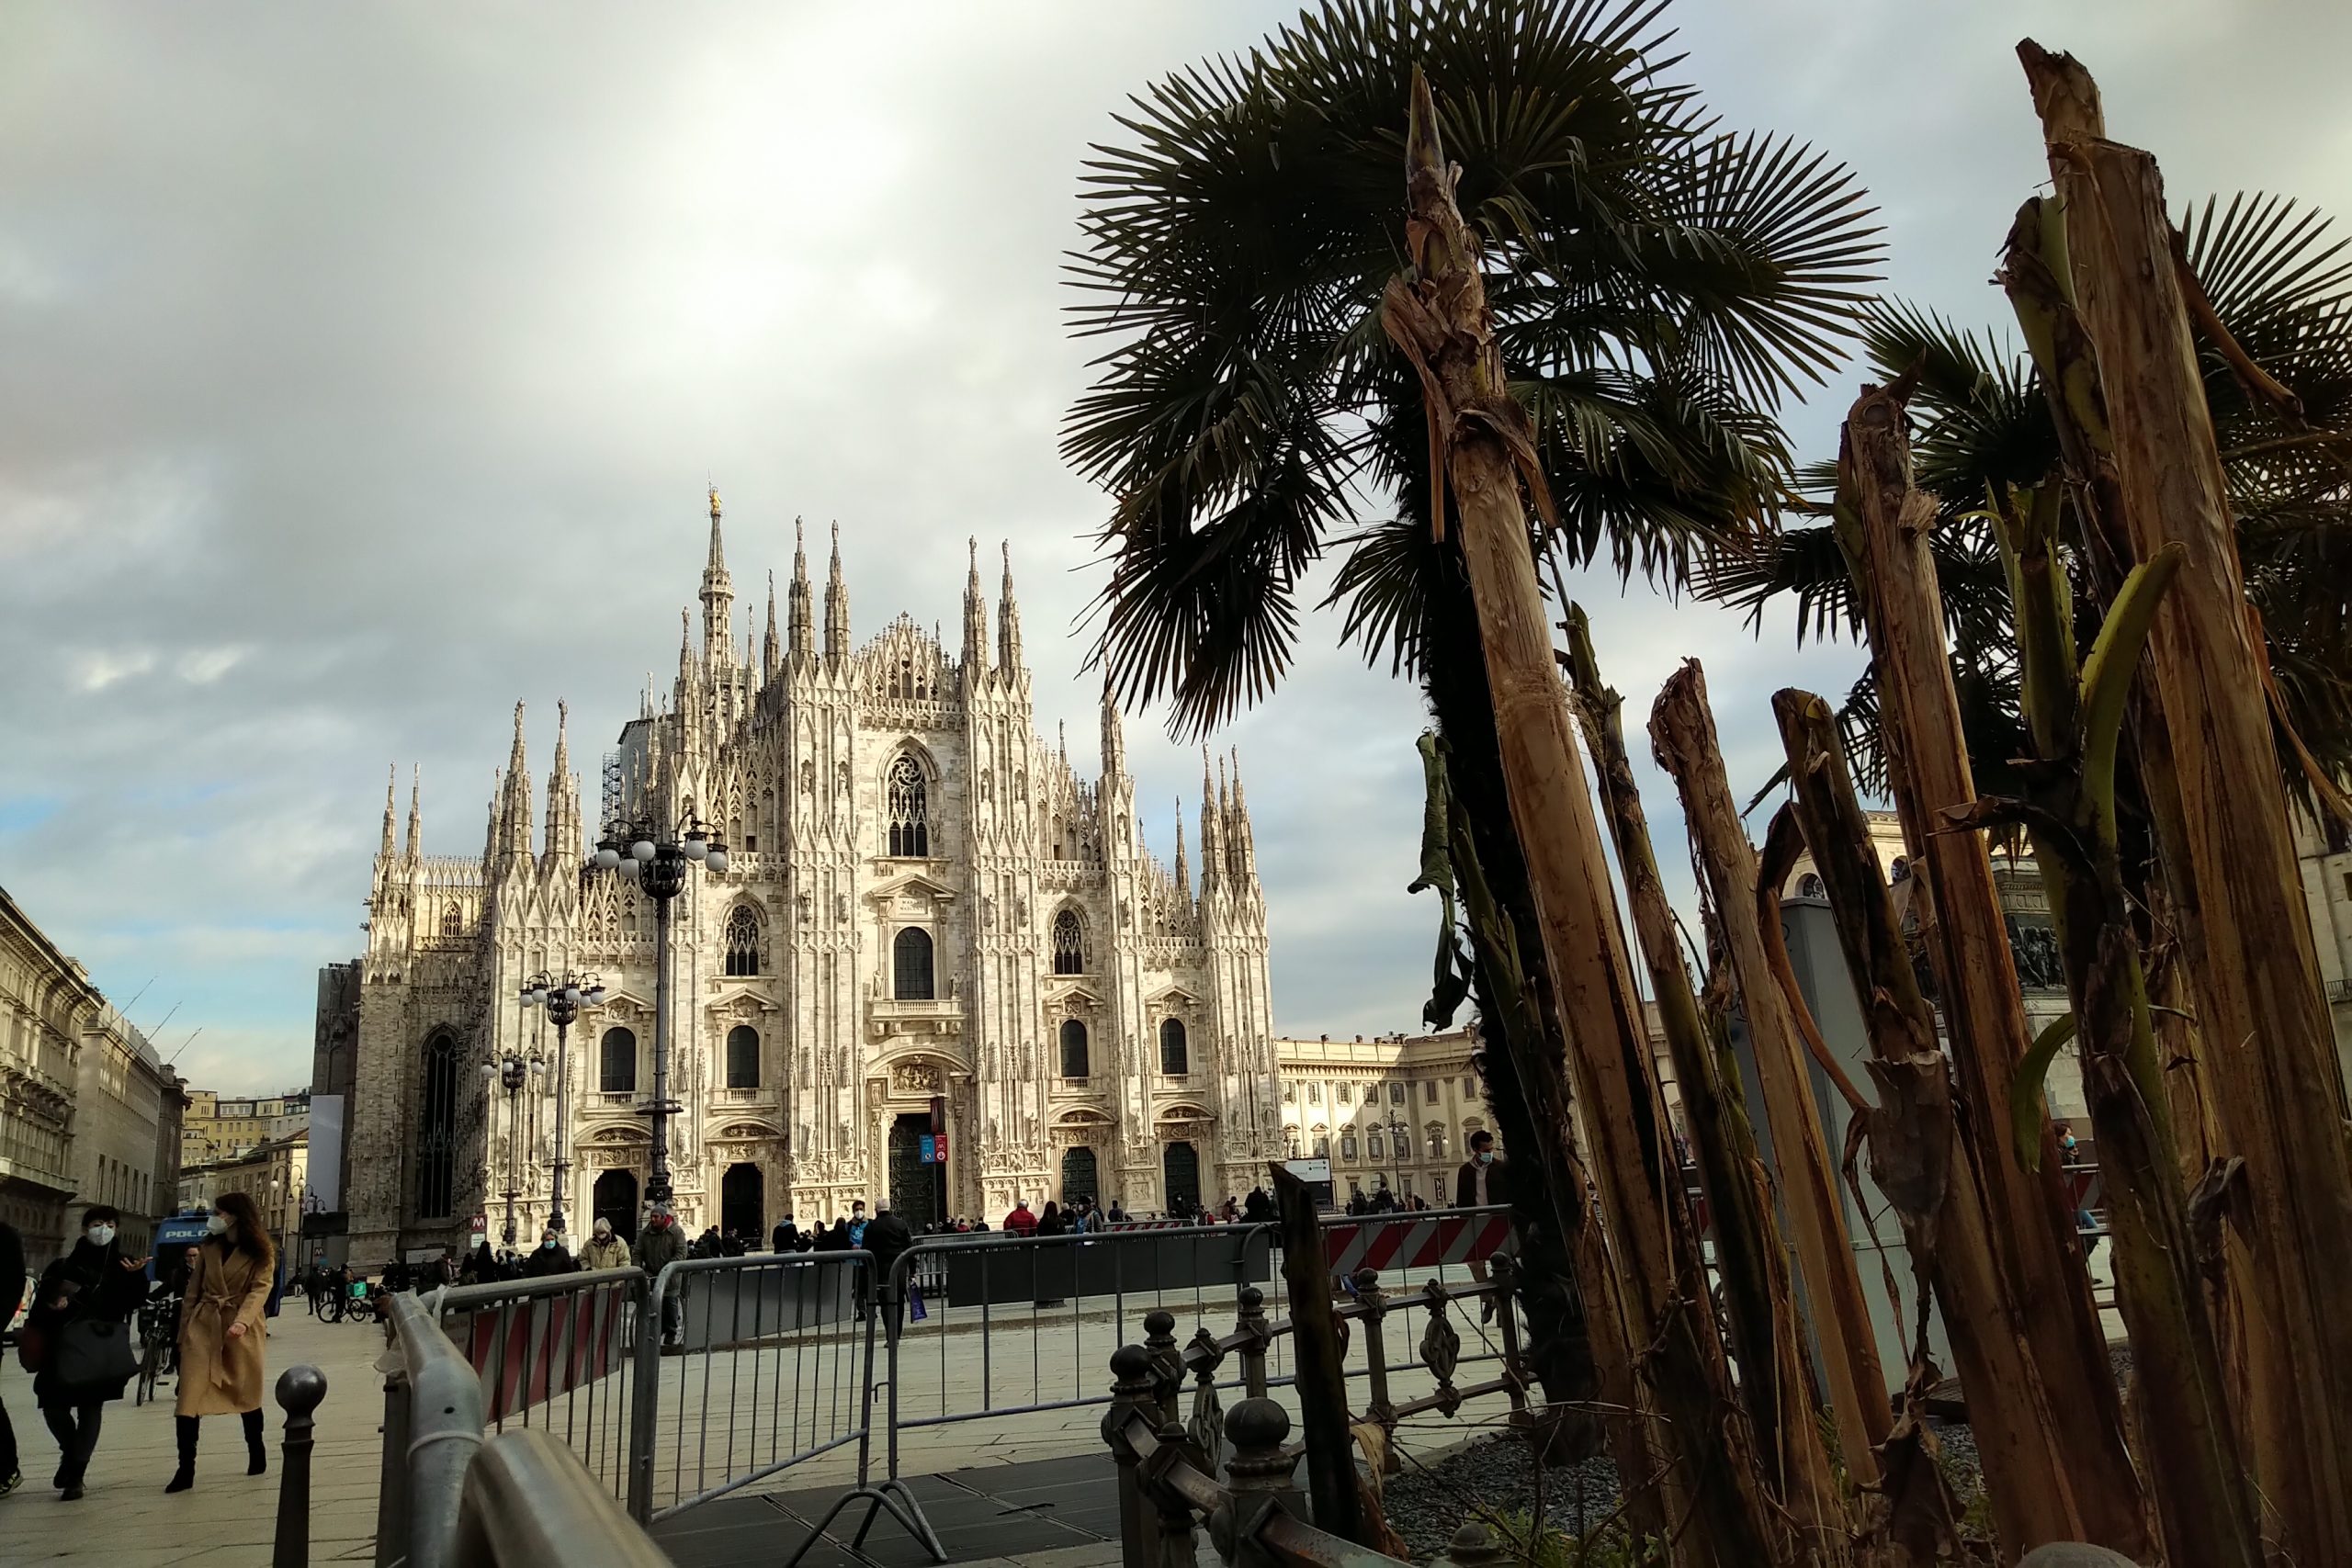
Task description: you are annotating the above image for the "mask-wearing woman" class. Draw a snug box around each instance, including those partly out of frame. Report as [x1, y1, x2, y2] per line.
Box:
[27, 1204, 149, 1499]
[169, 1191, 277, 1493]
[521, 1229, 578, 1279]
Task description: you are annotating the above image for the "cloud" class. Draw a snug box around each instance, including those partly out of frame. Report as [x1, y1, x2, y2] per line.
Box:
[2, 0, 2346, 1096]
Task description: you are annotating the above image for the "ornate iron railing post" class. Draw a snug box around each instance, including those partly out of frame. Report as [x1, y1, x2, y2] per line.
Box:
[1102, 1345, 1163, 1568]
[1212, 1398, 1304, 1568]
[1186, 1325, 1227, 1475]
[273, 1365, 327, 1568]
[1142, 1308, 1182, 1428]
[1487, 1254, 1531, 1422]
[1353, 1267, 1395, 1460]
[1143, 1407, 1204, 1568]
[1235, 1284, 1270, 1399]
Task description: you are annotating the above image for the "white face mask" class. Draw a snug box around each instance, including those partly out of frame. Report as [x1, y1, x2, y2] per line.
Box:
[594, 1226, 611, 1240]
[86, 1224, 117, 1247]
[206, 1213, 230, 1235]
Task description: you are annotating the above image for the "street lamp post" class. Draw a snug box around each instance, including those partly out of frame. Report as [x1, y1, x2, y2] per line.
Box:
[590, 812, 726, 1211]
[520, 969, 602, 1236]
[481, 1048, 544, 1248]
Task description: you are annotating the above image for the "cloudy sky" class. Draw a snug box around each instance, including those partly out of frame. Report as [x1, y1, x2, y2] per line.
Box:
[4, 1, 2346, 1095]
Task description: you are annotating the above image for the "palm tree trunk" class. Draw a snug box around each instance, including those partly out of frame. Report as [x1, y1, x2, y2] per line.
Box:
[2021, 40, 2352, 1562]
[1424, 585, 1662, 1529]
[1649, 659, 1894, 1504]
[1384, 67, 1784, 1568]
[1837, 383, 2148, 1557]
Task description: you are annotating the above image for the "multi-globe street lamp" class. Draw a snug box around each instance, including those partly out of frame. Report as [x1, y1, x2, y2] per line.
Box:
[519, 968, 602, 1236]
[481, 1046, 542, 1248]
[589, 812, 727, 1211]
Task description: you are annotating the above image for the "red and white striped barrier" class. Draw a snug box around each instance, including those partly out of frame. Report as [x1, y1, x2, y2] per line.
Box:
[1320, 1211, 1515, 1279]
[1101, 1218, 1196, 1233]
[446, 1278, 634, 1423]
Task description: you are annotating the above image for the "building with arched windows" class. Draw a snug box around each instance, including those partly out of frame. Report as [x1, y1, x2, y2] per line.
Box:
[334, 492, 1282, 1264]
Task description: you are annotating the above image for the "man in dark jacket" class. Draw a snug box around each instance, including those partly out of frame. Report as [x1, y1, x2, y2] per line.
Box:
[861, 1200, 915, 1333]
[771, 1215, 799, 1253]
[521, 1229, 579, 1279]
[632, 1211, 686, 1344]
[1453, 1130, 1509, 1321]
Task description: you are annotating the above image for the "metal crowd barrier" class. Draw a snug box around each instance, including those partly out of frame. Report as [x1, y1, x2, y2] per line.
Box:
[624, 1248, 943, 1563]
[432, 1268, 644, 1503]
[452, 1429, 673, 1568]
[875, 1205, 1519, 1489]
[380, 1291, 491, 1568]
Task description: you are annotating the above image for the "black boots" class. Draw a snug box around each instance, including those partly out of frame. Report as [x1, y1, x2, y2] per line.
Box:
[243, 1408, 266, 1476]
[165, 1416, 197, 1494]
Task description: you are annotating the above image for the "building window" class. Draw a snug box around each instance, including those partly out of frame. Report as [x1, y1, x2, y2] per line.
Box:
[1427, 1125, 1447, 1160]
[887, 756, 930, 857]
[1059, 1018, 1091, 1079]
[893, 927, 935, 1001]
[1283, 1126, 1300, 1157]
[1462, 1075, 1476, 1097]
[1340, 1130, 1358, 1161]
[1312, 1129, 1329, 1158]
[1388, 1081, 1405, 1105]
[1282, 1082, 1296, 1103]
[1399, 1173, 1414, 1200]
[723, 905, 763, 976]
[1334, 1082, 1351, 1106]
[416, 1032, 458, 1219]
[441, 902, 462, 937]
[1159, 1018, 1189, 1075]
[1423, 1080, 1439, 1104]
[1368, 1129, 1385, 1160]
[600, 1027, 638, 1094]
[1798, 872, 1826, 899]
[726, 1025, 760, 1089]
[1051, 909, 1084, 975]
[1306, 1081, 1321, 1103]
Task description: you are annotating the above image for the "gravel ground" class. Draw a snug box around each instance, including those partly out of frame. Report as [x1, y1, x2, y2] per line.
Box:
[1379, 1347, 2137, 1561]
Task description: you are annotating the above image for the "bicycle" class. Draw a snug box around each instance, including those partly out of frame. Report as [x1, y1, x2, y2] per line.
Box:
[133, 1293, 176, 1406]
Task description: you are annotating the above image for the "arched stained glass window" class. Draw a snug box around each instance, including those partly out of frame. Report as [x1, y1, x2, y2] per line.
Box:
[1058, 1018, 1090, 1079]
[1159, 1017, 1188, 1075]
[887, 757, 930, 857]
[1051, 909, 1084, 975]
[723, 905, 763, 976]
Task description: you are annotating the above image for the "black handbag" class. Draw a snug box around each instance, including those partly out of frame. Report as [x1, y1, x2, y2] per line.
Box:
[54, 1315, 139, 1390]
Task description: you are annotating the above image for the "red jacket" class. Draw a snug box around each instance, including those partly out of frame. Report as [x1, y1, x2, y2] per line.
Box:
[1004, 1204, 1038, 1236]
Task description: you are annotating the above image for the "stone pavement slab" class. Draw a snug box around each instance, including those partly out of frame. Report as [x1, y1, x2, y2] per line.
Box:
[0, 1302, 392, 1563]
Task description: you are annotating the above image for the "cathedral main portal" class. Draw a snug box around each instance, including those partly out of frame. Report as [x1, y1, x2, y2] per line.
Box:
[887, 1113, 944, 1230]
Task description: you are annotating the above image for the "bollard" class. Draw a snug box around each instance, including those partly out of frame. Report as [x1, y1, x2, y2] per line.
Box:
[1431, 1518, 1504, 1568]
[273, 1365, 328, 1568]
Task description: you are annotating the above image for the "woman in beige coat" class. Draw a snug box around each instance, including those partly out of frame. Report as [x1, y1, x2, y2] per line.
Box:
[168, 1190, 276, 1493]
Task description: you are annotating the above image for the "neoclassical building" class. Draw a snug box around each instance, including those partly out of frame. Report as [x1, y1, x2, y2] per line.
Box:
[336, 493, 1282, 1262]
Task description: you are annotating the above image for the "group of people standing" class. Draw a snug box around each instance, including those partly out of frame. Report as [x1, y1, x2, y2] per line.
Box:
[0, 1191, 277, 1503]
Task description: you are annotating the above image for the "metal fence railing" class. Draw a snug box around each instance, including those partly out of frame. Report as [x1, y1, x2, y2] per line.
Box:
[380, 1291, 490, 1568]
[431, 1268, 644, 1504]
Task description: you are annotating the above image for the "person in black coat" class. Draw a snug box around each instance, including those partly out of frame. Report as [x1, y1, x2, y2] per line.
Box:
[519, 1229, 579, 1279]
[0, 1217, 24, 1495]
[26, 1206, 147, 1499]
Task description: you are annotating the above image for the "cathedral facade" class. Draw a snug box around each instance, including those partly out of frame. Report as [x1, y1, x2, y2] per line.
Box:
[336, 493, 1282, 1263]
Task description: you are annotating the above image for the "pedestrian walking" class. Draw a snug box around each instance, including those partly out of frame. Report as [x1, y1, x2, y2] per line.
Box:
[168, 1191, 277, 1494]
[580, 1218, 630, 1272]
[0, 1217, 24, 1496]
[25, 1206, 148, 1500]
[521, 1229, 578, 1279]
[631, 1209, 685, 1345]
[1002, 1200, 1038, 1236]
[861, 1200, 913, 1334]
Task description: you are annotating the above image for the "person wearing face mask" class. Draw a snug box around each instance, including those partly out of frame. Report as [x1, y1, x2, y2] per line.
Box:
[1453, 1131, 1510, 1323]
[845, 1202, 868, 1249]
[24, 1206, 147, 1499]
[169, 1191, 277, 1493]
[2055, 1123, 2101, 1256]
[521, 1229, 578, 1279]
[580, 1218, 630, 1272]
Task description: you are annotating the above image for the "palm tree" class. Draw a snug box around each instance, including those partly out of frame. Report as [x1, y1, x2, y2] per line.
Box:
[1064, 0, 1880, 1432]
[1702, 194, 2352, 819]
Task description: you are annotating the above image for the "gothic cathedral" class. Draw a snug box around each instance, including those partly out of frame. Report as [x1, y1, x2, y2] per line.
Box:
[338, 491, 1283, 1261]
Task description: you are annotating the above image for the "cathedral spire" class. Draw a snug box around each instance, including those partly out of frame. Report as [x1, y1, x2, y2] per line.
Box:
[494, 701, 533, 862]
[1199, 748, 1224, 889]
[1099, 678, 1125, 781]
[789, 519, 817, 668]
[699, 484, 734, 670]
[763, 571, 780, 682]
[961, 536, 989, 682]
[406, 764, 422, 862]
[997, 541, 1023, 673]
[545, 699, 582, 860]
[823, 522, 849, 667]
[1229, 747, 1256, 879]
[379, 764, 398, 858]
[1173, 799, 1190, 897]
